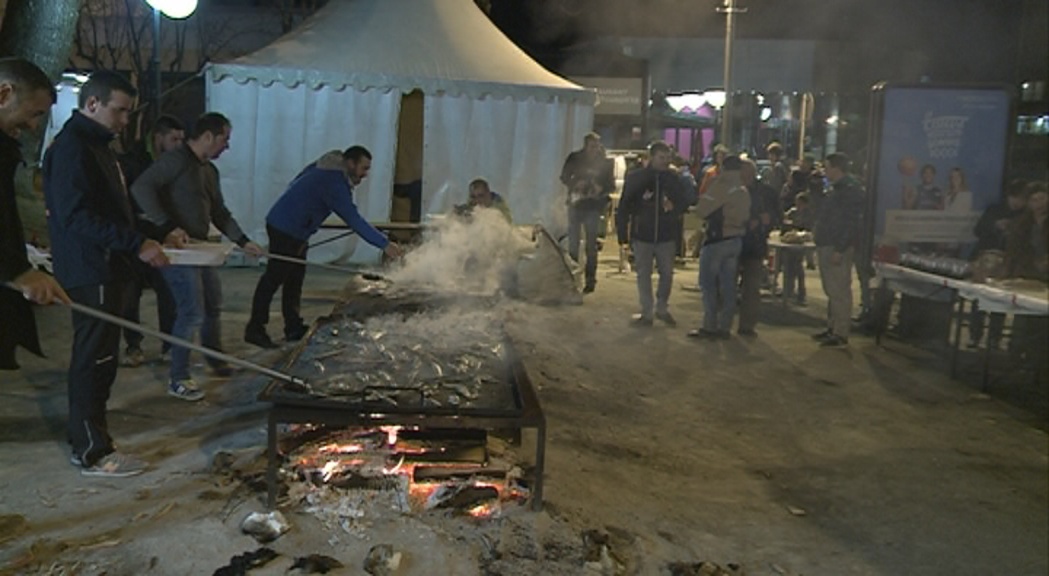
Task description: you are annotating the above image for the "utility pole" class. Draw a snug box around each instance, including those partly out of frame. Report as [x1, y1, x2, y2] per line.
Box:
[717, 0, 747, 150]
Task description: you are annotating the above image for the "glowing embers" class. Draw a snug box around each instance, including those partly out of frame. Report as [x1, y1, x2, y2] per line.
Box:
[283, 426, 529, 519]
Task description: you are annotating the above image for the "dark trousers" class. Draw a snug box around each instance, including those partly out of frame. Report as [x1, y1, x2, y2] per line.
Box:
[782, 251, 807, 300]
[67, 281, 127, 466]
[568, 203, 602, 287]
[248, 225, 308, 337]
[737, 257, 764, 332]
[122, 263, 175, 352]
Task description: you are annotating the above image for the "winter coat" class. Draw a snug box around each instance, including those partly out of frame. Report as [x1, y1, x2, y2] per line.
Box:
[560, 149, 615, 210]
[616, 166, 689, 245]
[132, 144, 250, 245]
[813, 174, 865, 253]
[696, 170, 751, 244]
[266, 151, 390, 247]
[43, 111, 145, 289]
[0, 131, 44, 369]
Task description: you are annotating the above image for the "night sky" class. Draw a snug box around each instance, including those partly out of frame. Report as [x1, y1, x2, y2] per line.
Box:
[489, 0, 1046, 86]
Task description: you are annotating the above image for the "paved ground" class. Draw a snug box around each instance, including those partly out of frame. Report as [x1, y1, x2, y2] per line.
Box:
[0, 253, 1046, 575]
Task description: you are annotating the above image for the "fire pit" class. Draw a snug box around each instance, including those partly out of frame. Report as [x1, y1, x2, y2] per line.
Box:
[259, 287, 546, 511]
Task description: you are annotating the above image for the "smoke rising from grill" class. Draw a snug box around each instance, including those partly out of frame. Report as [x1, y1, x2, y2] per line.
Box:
[385, 209, 532, 295]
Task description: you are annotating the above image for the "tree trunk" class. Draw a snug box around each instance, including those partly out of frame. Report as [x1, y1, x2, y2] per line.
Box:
[0, 0, 83, 82]
[0, 0, 83, 246]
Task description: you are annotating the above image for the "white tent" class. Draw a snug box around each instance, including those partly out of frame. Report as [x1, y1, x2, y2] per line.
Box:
[206, 0, 595, 263]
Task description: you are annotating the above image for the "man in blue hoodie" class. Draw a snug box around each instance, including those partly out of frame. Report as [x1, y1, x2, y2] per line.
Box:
[244, 146, 403, 348]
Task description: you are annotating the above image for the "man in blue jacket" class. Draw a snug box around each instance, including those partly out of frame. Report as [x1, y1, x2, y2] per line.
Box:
[615, 141, 689, 326]
[244, 146, 403, 348]
[44, 71, 169, 477]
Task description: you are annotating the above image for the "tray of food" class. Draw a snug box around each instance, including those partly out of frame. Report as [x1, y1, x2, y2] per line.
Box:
[165, 242, 233, 266]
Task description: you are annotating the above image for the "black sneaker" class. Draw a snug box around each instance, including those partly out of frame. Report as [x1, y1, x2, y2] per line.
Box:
[582, 283, 596, 294]
[811, 329, 833, 341]
[738, 328, 758, 337]
[655, 311, 677, 326]
[687, 328, 720, 339]
[820, 335, 849, 347]
[245, 330, 279, 349]
[285, 325, 309, 342]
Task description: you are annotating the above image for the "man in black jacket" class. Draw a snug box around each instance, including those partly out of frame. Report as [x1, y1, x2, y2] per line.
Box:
[615, 141, 689, 326]
[967, 180, 1029, 348]
[811, 153, 865, 347]
[737, 158, 778, 336]
[560, 133, 614, 293]
[0, 58, 69, 369]
[44, 70, 169, 477]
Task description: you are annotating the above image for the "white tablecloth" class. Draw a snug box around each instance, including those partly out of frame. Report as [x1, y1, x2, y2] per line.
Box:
[875, 262, 1049, 316]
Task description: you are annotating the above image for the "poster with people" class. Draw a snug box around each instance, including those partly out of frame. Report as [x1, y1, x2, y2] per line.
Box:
[867, 84, 1011, 259]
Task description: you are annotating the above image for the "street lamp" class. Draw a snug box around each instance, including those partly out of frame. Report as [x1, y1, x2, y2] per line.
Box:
[716, 0, 747, 150]
[145, 0, 198, 118]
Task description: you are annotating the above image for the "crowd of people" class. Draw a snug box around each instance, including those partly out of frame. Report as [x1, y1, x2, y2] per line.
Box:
[562, 132, 1047, 355]
[1, 62, 401, 477]
[565, 135, 869, 349]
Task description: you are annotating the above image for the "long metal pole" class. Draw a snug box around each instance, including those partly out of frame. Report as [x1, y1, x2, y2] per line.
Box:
[3, 282, 308, 387]
[152, 7, 162, 120]
[234, 247, 377, 275]
[721, 0, 736, 149]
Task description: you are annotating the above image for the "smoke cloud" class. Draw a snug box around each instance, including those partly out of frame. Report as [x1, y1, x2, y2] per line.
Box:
[385, 208, 533, 295]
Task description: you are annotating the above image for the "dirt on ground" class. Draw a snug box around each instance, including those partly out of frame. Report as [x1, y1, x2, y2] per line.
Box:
[0, 251, 1046, 576]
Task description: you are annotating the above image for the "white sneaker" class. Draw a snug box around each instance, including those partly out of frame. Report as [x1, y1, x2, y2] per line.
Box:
[81, 451, 147, 478]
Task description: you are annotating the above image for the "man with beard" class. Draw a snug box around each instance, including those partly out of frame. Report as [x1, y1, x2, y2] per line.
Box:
[133, 112, 262, 402]
[244, 146, 403, 349]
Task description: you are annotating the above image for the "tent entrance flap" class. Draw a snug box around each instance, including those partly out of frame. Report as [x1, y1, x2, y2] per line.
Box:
[391, 90, 425, 230]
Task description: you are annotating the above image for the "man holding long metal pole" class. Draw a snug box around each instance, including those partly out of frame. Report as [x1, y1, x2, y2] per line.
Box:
[132, 112, 263, 402]
[43, 70, 170, 477]
[0, 58, 70, 368]
[244, 146, 403, 349]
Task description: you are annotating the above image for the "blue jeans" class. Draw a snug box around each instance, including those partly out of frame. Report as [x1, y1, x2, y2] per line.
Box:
[698, 236, 742, 332]
[161, 265, 224, 381]
[632, 240, 676, 318]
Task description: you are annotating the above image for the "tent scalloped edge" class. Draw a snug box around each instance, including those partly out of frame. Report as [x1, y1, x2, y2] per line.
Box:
[205, 64, 597, 105]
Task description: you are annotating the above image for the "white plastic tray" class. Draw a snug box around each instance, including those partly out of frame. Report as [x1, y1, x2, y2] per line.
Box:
[166, 243, 234, 266]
